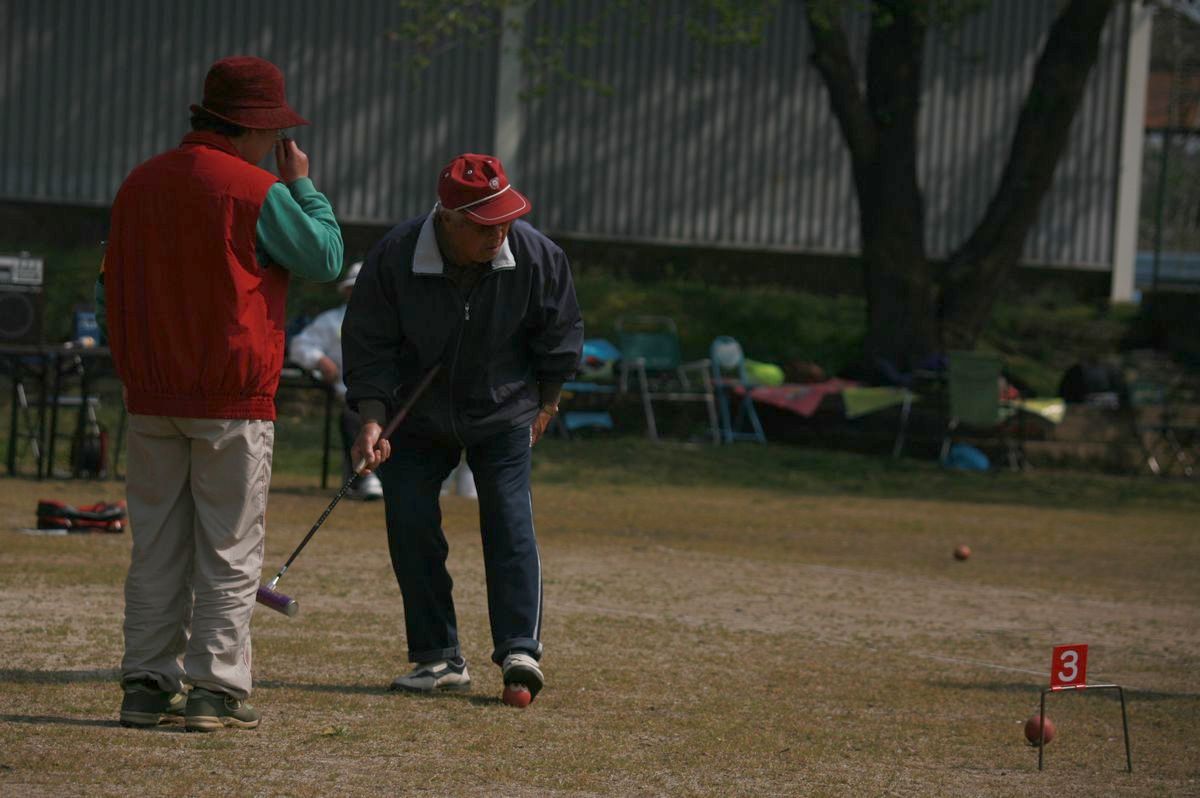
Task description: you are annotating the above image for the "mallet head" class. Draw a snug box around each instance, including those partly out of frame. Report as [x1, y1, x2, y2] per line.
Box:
[257, 586, 298, 617]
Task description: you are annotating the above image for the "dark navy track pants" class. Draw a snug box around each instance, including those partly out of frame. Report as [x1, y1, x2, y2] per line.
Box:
[378, 425, 543, 665]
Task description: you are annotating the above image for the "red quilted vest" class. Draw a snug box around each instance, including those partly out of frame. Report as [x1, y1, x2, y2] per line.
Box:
[106, 132, 288, 420]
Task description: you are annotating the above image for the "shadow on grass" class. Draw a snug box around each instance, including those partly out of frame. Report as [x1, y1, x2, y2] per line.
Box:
[256, 679, 388, 695]
[1122, 688, 1200, 702]
[1, 714, 119, 728]
[929, 678, 1199, 702]
[528, 437, 1200, 513]
[265, 416, 1200, 512]
[0, 668, 118, 684]
[926, 678, 1040, 695]
[257, 680, 510, 707]
[389, 690, 509, 708]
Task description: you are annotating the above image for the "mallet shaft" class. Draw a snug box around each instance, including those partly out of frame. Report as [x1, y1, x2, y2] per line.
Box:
[256, 365, 441, 616]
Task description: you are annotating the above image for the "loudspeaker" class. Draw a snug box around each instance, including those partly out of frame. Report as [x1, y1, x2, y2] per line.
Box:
[0, 254, 45, 345]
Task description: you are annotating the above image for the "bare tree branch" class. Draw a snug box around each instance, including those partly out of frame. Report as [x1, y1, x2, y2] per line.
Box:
[804, 2, 877, 169]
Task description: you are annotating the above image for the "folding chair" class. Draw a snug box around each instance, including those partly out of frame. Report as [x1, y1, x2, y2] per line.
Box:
[553, 338, 620, 439]
[939, 350, 1023, 470]
[616, 315, 719, 443]
[710, 336, 766, 444]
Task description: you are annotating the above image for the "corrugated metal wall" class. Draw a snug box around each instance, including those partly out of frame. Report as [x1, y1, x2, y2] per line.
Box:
[1, 0, 1129, 268]
[0, 0, 497, 223]
[519, 0, 1130, 267]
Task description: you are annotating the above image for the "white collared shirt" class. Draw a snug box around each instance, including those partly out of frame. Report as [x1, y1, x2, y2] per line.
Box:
[411, 205, 516, 276]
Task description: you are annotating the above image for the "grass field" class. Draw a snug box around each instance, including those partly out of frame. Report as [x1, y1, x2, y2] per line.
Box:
[1, 435, 1198, 796]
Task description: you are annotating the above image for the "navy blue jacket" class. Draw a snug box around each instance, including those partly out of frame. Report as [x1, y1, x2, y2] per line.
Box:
[342, 211, 583, 447]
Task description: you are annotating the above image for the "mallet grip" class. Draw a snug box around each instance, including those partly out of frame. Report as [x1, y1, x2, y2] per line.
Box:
[353, 365, 440, 475]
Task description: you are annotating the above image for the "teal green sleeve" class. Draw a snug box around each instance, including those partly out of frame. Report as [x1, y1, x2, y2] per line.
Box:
[94, 274, 107, 343]
[256, 179, 344, 282]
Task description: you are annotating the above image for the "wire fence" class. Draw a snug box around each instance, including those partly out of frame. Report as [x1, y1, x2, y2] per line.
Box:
[1140, 7, 1200, 292]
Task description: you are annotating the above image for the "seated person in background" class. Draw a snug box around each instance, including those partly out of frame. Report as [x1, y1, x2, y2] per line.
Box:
[288, 262, 383, 500]
[1058, 357, 1127, 408]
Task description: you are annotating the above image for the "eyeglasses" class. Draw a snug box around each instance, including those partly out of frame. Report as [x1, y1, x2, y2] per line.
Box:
[276, 130, 289, 141]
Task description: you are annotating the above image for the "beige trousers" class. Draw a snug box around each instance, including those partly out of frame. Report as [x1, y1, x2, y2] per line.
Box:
[121, 415, 273, 699]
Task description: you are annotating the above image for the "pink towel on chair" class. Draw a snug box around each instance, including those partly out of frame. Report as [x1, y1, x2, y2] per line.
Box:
[732, 379, 859, 418]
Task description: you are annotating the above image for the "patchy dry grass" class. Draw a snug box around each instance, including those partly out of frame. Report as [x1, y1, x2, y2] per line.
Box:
[1, 437, 1198, 796]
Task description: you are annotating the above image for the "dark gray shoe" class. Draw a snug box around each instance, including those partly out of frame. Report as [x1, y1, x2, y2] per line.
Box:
[119, 680, 186, 728]
[389, 657, 471, 693]
[184, 687, 261, 732]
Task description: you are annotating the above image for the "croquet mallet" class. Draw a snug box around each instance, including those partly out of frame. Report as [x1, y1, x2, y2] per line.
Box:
[256, 364, 441, 617]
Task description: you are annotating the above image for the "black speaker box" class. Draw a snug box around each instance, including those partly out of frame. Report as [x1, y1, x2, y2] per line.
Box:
[0, 286, 45, 344]
[0, 254, 45, 345]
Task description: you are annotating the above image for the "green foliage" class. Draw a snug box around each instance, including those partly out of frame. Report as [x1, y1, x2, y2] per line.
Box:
[393, 0, 780, 98]
[6, 235, 1147, 395]
[680, 0, 779, 47]
[573, 272, 866, 375]
[0, 236, 346, 344]
[980, 286, 1134, 395]
[10, 243, 106, 342]
[809, 0, 990, 32]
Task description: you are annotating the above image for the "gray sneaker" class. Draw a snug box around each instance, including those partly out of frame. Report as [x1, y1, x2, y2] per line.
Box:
[502, 652, 544, 700]
[119, 680, 186, 728]
[390, 657, 471, 693]
[184, 687, 261, 732]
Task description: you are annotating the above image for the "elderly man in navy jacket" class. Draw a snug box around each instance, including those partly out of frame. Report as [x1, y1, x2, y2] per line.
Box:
[342, 153, 583, 705]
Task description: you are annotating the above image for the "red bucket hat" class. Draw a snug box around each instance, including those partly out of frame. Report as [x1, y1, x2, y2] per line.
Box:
[437, 153, 531, 224]
[190, 56, 309, 130]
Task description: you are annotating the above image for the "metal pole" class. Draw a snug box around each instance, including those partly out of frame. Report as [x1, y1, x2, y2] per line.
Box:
[321, 384, 333, 490]
[1038, 691, 1047, 771]
[46, 353, 70, 479]
[1118, 686, 1133, 773]
[1151, 127, 1170, 295]
[7, 355, 18, 475]
[35, 352, 48, 475]
[1037, 684, 1132, 773]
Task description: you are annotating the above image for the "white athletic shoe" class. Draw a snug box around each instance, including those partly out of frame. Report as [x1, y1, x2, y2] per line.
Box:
[348, 472, 383, 501]
[501, 652, 544, 699]
[440, 464, 477, 499]
[389, 657, 471, 693]
[455, 464, 478, 500]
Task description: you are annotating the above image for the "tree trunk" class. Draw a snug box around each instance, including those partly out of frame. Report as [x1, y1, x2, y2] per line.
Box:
[808, 0, 1119, 363]
[939, 0, 1120, 348]
[806, 1, 937, 372]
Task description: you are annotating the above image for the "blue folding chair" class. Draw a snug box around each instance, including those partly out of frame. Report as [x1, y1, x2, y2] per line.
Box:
[554, 339, 619, 439]
[710, 336, 766, 444]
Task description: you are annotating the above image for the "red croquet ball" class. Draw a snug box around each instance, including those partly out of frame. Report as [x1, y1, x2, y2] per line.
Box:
[1024, 713, 1056, 745]
[954, 544, 971, 561]
[502, 684, 532, 708]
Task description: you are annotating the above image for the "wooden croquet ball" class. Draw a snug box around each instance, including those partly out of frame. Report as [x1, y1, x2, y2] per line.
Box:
[1024, 713, 1055, 745]
[954, 544, 971, 561]
[502, 684, 532, 708]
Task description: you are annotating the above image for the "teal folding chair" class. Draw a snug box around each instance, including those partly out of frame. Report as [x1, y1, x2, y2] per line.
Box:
[710, 336, 766, 444]
[616, 315, 719, 443]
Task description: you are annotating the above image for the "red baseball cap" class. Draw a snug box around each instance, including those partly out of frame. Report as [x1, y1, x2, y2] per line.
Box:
[190, 56, 309, 130]
[437, 153, 531, 224]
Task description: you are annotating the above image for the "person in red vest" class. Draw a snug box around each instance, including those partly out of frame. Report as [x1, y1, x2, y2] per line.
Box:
[98, 56, 343, 732]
